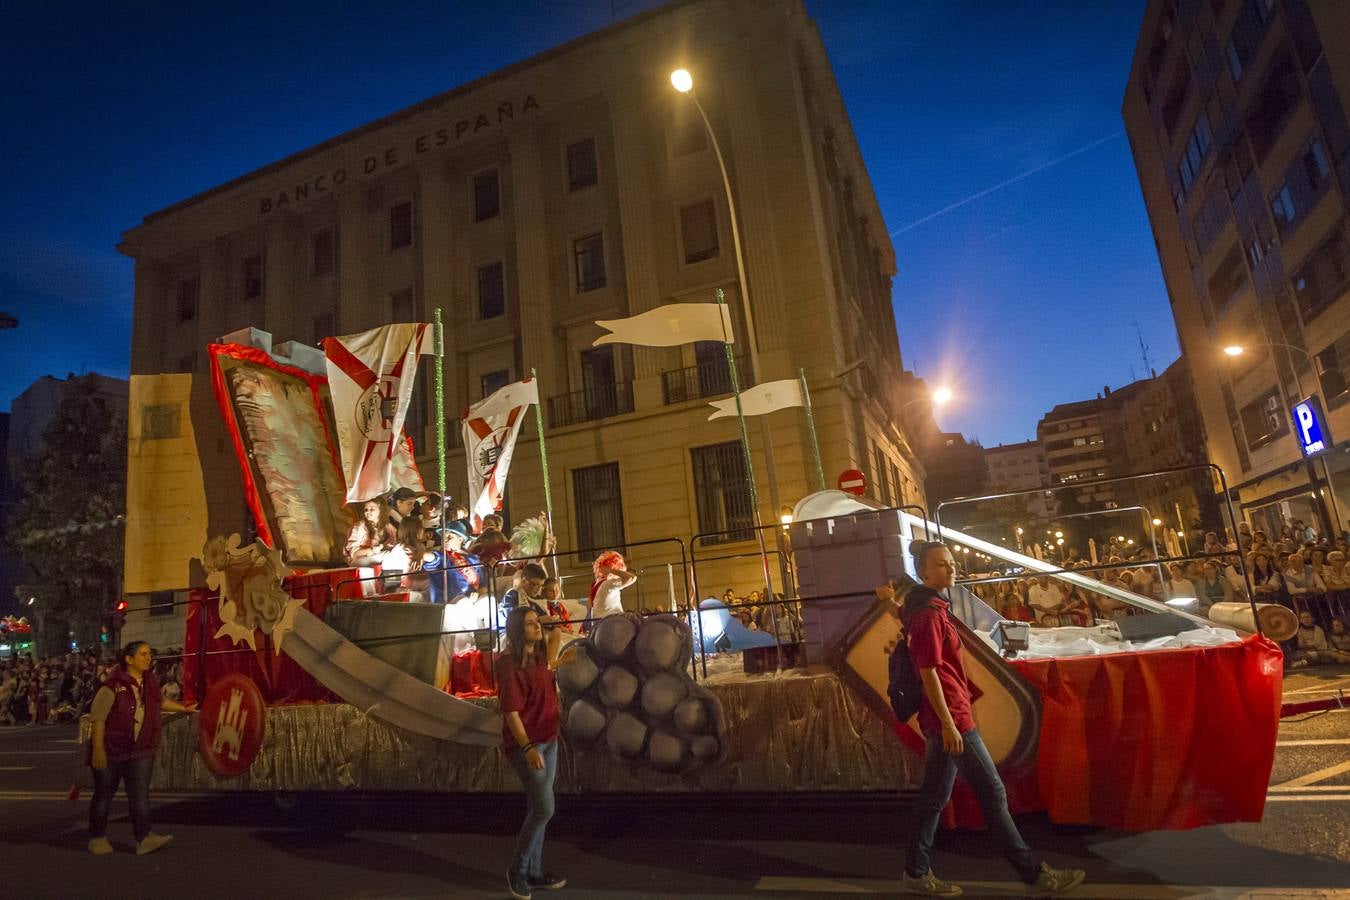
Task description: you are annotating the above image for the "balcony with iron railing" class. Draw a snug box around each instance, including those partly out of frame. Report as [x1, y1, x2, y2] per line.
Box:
[546, 381, 635, 429]
[661, 357, 754, 406]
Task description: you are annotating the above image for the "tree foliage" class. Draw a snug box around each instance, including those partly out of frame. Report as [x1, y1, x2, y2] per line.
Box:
[6, 376, 126, 645]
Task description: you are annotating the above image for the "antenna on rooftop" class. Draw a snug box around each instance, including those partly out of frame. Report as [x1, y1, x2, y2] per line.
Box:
[1133, 322, 1153, 378]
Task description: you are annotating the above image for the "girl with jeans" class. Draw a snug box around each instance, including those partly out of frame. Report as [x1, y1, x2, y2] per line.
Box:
[497, 607, 566, 899]
[902, 542, 1084, 897]
[87, 641, 196, 855]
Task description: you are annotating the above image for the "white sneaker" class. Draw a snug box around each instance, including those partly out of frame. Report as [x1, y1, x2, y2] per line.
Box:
[136, 833, 173, 855]
[88, 837, 113, 856]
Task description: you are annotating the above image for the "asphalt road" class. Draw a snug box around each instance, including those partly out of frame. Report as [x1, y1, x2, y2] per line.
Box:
[1, 668, 1347, 900]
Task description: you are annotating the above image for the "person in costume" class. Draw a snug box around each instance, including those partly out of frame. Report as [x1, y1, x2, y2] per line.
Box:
[497, 607, 566, 899]
[344, 498, 396, 566]
[425, 519, 484, 605]
[87, 641, 197, 856]
[584, 551, 636, 632]
[901, 541, 1085, 897]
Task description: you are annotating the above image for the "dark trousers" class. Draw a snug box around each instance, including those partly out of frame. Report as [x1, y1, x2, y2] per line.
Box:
[89, 755, 154, 842]
[906, 728, 1040, 884]
[506, 740, 558, 878]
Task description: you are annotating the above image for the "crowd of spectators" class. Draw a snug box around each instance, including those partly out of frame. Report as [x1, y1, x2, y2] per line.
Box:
[717, 589, 804, 644]
[965, 516, 1350, 668]
[0, 647, 186, 725]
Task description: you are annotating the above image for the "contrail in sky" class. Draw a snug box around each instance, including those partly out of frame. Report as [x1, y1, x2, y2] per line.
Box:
[888, 130, 1125, 237]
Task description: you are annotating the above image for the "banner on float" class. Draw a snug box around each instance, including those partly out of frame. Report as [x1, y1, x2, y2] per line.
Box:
[124, 373, 210, 593]
[707, 379, 803, 420]
[323, 323, 431, 503]
[463, 378, 538, 529]
[593, 302, 734, 348]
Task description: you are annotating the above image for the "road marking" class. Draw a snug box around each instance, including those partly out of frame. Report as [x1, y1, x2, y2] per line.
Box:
[47, 739, 80, 744]
[755, 876, 1350, 897]
[1270, 759, 1350, 789]
[1275, 738, 1350, 746]
[1268, 784, 1350, 792]
[1267, 794, 1350, 802]
[0, 767, 35, 772]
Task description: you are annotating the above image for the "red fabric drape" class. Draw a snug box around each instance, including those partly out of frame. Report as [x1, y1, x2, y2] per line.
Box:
[941, 635, 1283, 831]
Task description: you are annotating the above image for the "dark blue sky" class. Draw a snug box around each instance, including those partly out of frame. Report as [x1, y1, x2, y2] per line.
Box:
[0, 0, 1170, 447]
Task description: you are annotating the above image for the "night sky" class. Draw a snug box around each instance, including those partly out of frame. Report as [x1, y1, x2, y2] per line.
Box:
[0, 0, 1171, 448]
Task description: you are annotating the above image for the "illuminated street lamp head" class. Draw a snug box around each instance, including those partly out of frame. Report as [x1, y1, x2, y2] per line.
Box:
[670, 69, 694, 93]
[932, 386, 953, 406]
[1152, 517, 1163, 526]
[1223, 345, 1245, 357]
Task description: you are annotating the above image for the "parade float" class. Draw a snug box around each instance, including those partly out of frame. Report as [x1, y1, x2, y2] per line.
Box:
[117, 308, 1285, 833]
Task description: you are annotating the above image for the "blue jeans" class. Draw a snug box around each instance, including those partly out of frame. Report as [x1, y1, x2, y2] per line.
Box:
[506, 740, 558, 878]
[906, 728, 1040, 884]
[89, 755, 155, 842]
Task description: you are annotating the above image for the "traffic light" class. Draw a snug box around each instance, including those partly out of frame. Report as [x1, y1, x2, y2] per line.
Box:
[111, 600, 128, 633]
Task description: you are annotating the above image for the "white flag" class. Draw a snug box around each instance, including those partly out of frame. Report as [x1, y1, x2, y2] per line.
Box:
[462, 378, 539, 530]
[323, 323, 431, 503]
[594, 303, 734, 347]
[707, 379, 804, 420]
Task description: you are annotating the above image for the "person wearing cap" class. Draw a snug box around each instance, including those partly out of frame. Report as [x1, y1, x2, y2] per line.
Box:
[426, 520, 483, 605]
[389, 487, 419, 526]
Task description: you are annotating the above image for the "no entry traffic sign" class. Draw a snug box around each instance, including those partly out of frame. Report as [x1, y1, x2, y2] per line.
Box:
[837, 469, 867, 496]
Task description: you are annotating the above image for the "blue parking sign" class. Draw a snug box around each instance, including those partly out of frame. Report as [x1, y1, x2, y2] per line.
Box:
[1291, 395, 1331, 457]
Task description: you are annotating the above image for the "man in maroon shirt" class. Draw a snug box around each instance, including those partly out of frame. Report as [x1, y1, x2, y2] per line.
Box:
[901, 542, 1085, 897]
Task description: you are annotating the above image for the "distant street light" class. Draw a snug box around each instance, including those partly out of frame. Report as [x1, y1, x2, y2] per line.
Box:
[1152, 517, 1163, 526]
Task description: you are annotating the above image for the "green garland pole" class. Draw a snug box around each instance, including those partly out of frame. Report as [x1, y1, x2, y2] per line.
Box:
[433, 308, 448, 602]
[433, 308, 447, 496]
[718, 288, 782, 669]
[798, 367, 826, 492]
[530, 367, 555, 575]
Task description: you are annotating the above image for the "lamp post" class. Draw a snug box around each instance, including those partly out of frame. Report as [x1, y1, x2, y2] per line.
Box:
[671, 67, 795, 604]
[1222, 340, 1343, 537]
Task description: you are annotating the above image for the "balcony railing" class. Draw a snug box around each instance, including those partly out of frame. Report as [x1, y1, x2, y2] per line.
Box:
[547, 382, 634, 429]
[661, 357, 754, 405]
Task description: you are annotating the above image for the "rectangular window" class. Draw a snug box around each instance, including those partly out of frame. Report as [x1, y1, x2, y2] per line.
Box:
[481, 368, 510, 399]
[566, 138, 598, 191]
[574, 233, 606, 292]
[1178, 112, 1213, 190]
[1304, 137, 1330, 183]
[1208, 245, 1249, 311]
[477, 261, 505, 320]
[390, 287, 415, 323]
[312, 313, 334, 346]
[1246, 52, 1300, 162]
[1316, 333, 1350, 405]
[1238, 387, 1288, 451]
[473, 170, 500, 222]
[572, 462, 624, 562]
[312, 228, 336, 276]
[389, 201, 413, 250]
[175, 276, 199, 323]
[243, 254, 264, 300]
[1270, 184, 1296, 227]
[691, 442, 752, 544]
[1226, 39, 1243, 81]
[1292, 227, 1350, 322]
[679, 200, 719, 264]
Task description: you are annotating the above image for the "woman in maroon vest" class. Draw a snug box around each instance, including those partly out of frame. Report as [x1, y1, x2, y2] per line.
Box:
[87, 641, 196, 856]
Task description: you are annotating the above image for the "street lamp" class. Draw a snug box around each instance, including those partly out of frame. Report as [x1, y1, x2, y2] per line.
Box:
[1152, 517, 1162, 526]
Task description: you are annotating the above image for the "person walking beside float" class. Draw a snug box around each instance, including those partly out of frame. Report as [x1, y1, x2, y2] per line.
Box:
[87, 641, 197, 856]
[901, 542, 1084, 897]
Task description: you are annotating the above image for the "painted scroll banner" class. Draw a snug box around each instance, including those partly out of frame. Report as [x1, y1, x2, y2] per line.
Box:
[124, 373, 210, 594]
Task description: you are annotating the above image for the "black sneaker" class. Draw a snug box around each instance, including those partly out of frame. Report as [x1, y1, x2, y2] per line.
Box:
[528, 872, 567, 891]
[507, 870, 532, 900]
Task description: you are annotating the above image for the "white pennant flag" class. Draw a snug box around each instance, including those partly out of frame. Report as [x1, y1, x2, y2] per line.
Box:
[707, 379, 804, 420]
[323, 323, 431, 503]
[593, 303, 734, 347]
[462, 378, 539, 530]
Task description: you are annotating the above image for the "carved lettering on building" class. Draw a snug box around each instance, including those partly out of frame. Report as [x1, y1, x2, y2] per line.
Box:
[258, 94, 540, 216]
